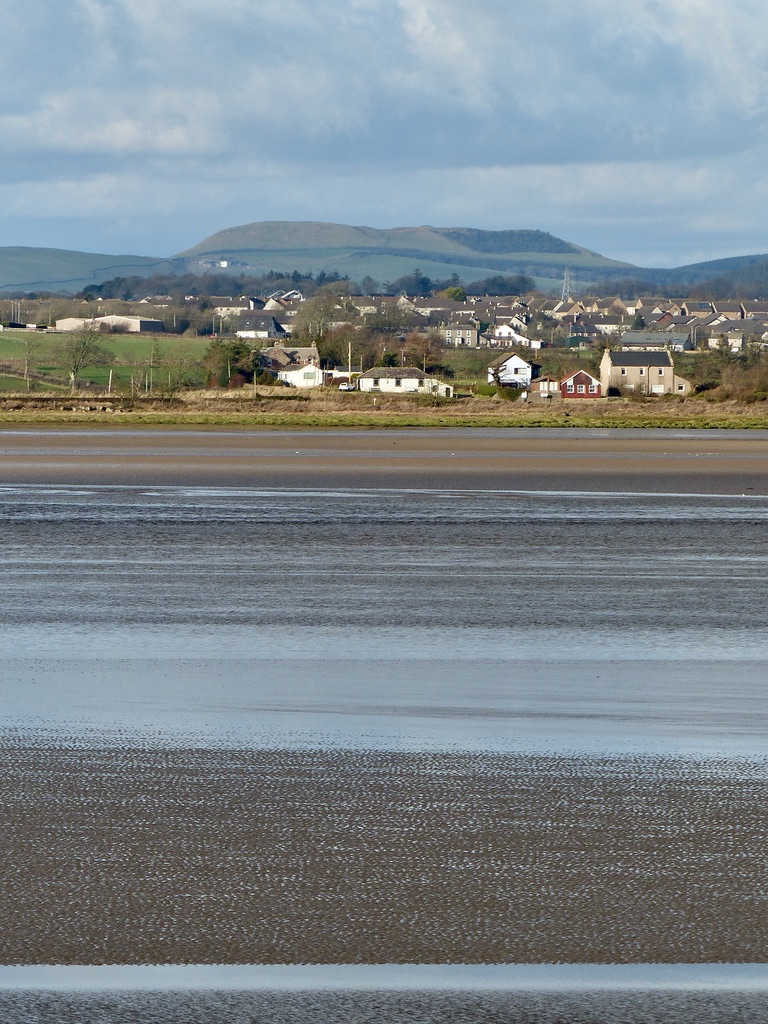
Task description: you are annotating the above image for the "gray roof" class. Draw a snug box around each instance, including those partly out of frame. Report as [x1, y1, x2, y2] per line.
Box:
[259, 344, 318, 367]
[608, 350, 672, 366]
[487, 352, 532, 369]
[621, 331, 688, 347]
[358, 367, 431, 380]
[238, 314, 285, 331]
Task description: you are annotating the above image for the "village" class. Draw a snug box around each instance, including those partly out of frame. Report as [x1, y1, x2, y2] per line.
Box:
[1, 284, 766, 402]
[193, 287, 767, 400]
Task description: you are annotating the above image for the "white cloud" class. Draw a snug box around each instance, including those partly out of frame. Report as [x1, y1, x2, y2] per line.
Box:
[1, 0, 768, 262]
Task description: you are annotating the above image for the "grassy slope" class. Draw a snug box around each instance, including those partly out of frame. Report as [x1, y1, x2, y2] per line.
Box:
[0, 248, 183, 293]
[2, 222, 768, 297]
[177, 221, 635, 287]
[0, 330, 210, 390]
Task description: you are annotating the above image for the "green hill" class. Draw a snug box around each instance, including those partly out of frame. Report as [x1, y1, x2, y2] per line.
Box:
[0, 248, 183, 294]
[176, 221, 635, 288]
[3, 222, 768, 296]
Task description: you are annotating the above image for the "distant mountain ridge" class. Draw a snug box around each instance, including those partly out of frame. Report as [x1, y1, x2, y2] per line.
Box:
[0, 221, 767, 294]
[176, 221, 622, 288]
[178, 222, 587, 258]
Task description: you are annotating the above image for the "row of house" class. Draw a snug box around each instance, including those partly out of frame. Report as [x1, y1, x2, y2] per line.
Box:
[45, 287, 768, 357]
[489, 350, 692, 397]
[258, 345, 455, 396]
[66, 286, 768, 358]
[260, 341, 691, 400]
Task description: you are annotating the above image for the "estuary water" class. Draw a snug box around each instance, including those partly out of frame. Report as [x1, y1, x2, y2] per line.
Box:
[2, 429, 768, 1021]
[2, 477, 768, 754]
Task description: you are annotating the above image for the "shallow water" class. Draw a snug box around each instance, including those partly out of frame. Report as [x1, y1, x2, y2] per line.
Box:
[2, 481, 768, 753]
[3, 432, 768, 1016]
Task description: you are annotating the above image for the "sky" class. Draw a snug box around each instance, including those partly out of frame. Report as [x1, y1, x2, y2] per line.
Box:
[2, 0, 768, 268]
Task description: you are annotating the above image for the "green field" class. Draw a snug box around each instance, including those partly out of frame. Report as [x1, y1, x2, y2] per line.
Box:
[0, 330, 210, 391]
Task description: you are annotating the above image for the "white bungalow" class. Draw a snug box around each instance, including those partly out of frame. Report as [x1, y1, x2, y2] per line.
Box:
[357, 367, 453, 397]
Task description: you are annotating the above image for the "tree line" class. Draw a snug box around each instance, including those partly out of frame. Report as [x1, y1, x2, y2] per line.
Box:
[75, 269, 535, 302]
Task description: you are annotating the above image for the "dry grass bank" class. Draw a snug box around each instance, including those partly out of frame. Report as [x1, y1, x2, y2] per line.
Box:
[0, 388, 766, 428]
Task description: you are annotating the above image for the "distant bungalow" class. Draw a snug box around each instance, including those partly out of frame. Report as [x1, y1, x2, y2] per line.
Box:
[357, 367, 453, 398]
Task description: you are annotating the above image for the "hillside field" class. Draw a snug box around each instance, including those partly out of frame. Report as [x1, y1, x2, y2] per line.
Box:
[0, 330, 211, 391]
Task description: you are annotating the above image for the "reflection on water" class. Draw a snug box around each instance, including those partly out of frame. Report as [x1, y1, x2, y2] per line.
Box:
[1, 484, 768, 753]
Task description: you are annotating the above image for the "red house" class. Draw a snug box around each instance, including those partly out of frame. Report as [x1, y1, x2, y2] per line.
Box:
[561, 369, 601, 398]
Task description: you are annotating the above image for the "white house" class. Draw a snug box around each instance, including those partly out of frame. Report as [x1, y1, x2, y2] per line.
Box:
[276, 363, 325, 388]
[487, 353, 537, 387]
[236, 315, 288, 340]
[357, 367, 453, 397]
[490, 324, 531, 347]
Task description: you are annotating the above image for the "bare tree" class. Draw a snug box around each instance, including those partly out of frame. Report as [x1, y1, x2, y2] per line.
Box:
[56, 325, 112, 392]
[13, 333, 42, 390]
[404, 330, 443, 372]
[163, 346, 202, 392]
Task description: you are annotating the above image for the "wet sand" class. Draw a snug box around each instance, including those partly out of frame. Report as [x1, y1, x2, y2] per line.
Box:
[3, 428, 767, 970]
[0, 426, 767, 492]
[2, 746, 767, 965]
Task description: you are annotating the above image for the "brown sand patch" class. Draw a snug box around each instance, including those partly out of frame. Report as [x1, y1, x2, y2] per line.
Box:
[0, 427, 767, 492]
[2, 746, 767, 965]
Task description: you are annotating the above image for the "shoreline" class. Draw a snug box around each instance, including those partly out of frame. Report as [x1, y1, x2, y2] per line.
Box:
[0, 425, 767, 492]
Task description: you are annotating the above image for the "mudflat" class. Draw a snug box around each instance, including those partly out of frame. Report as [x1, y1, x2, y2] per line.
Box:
[2, 427, 767, 968]
[0, 426, 767, 492]
[2, 746, 767, 965]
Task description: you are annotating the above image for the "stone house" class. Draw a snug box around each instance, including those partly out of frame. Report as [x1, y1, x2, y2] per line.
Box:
[600, 350, 691, 395]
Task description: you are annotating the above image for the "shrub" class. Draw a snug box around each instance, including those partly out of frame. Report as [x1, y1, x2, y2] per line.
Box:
[497, 385, 523, 401]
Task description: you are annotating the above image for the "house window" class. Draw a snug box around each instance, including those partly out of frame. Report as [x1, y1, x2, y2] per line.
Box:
[658, 367, 664, 375]
[621, 367, 627, 375]
[418, 379, 425, 387]
[589, 384, 598, 394]
[566, 383, 575, 393]
[577, 384, 585, 393]
[395, 378, 402, 387]
[639, 367, 645, 376]
[372, 378, 380, 387]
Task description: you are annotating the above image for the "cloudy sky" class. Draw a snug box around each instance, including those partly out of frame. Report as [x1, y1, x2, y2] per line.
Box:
[3, 0, 767, 267]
